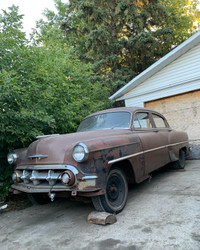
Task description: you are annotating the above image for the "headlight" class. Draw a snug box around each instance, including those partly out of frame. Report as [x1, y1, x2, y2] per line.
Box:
[72, 143, 89, 162]
[7, 153, 18, 165]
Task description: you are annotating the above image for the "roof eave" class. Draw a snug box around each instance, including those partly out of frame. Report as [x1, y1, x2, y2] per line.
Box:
[109, 30, 200, 101]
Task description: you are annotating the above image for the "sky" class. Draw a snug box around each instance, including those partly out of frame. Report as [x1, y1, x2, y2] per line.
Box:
[0, 0, 68, 36]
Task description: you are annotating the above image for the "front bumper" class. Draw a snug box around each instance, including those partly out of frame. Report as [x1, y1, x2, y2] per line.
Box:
[12, 164, 99, 194]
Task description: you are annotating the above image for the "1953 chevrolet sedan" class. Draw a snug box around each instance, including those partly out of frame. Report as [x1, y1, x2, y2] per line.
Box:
[8, 107, 189, 213]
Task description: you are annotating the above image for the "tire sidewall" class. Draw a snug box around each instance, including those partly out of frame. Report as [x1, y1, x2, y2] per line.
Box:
[100, 167, 128, 214]
[179, 149, 186, 168]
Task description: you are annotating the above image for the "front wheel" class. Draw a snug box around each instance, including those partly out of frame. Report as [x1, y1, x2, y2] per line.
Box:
[92, 168, 128, 214]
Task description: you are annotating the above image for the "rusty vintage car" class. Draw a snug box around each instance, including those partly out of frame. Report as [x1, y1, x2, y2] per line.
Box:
[8, 107, 189, 213]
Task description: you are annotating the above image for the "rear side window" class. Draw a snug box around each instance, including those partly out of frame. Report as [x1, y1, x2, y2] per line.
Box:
[133, 112, 152, 129]
[152, 114, 167, 128]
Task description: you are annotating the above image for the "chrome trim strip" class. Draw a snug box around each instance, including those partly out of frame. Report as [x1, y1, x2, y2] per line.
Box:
[36, 134, 60, 139]
[65, 165, 79, 175]
[11, 183, 99, 193]
[81, 176, 98, 180]
[108, 140, 189, 164]
[16, 164, 78, 173]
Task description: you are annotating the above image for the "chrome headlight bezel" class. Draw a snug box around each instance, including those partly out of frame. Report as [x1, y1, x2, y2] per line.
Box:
[72, 143, 89, 163]
[7, 153, 18, 165]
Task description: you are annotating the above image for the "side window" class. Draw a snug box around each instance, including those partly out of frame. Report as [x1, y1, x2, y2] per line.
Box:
[152, 114, 167, 128]
[133, 112, 152, 129]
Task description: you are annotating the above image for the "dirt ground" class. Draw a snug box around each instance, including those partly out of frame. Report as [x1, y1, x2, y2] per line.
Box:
[0, 160, 200, 250]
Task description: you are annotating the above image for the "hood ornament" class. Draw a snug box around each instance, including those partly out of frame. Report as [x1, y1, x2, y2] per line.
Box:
[28, 154, 48, 160]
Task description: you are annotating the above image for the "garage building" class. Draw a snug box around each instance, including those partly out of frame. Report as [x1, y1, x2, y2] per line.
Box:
[110, 31, 200, 159]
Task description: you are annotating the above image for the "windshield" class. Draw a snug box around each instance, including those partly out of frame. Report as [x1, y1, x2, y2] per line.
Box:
[77, 111, 131, 132]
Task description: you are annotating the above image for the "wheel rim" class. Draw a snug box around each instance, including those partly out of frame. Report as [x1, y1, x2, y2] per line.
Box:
[105, 172, 127, 211]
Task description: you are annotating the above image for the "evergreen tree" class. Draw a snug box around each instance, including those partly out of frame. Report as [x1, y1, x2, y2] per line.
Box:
[59, 0, 200, 94]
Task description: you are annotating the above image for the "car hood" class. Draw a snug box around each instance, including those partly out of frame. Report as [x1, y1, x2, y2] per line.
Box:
[16, 129, 138, 166]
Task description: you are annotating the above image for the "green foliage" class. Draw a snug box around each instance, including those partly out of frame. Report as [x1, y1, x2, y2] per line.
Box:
[0, 165, 13, 199]
[58, 0, 200, 94]
[0, 5, 110, 150]
[0, 6, 111, 197]
[162, 0, 200, 45]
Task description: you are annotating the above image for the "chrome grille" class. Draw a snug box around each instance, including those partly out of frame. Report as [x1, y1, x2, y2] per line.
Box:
[15, 169, 63, 186]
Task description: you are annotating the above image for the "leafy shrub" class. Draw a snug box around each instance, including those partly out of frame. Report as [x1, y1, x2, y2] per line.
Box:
[0, 6, 111, 197]
[0, 154, 13, 199]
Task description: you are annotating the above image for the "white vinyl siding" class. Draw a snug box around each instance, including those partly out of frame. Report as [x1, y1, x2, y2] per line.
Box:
[123, 43, 200, 107]
[125, 99, 144, 107]
[125, 79, 200, 107]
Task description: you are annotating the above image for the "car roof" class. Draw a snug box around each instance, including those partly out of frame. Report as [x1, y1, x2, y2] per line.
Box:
[85, 106, 158, 118]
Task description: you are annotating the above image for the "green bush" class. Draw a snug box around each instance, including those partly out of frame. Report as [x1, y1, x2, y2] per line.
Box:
[0, 152, 13, 199]
[0, 6, 111, 197]
[0, 163, 13, 199]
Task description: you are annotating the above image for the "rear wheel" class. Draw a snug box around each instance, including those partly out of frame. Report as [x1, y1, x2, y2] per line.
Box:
[92, 167, 128, 214]
[171, 149, 186, 169]
[27, 193, 51, 205]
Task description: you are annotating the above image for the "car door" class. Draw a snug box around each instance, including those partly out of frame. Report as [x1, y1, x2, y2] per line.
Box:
[151, 113, 172, 170]
[133, 111, 170, 174]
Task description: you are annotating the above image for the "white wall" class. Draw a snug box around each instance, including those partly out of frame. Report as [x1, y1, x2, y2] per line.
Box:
[123, 43, 200, 107]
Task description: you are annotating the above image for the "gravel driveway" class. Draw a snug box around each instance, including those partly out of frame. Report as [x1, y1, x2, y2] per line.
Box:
[0, 160, 200, 250]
